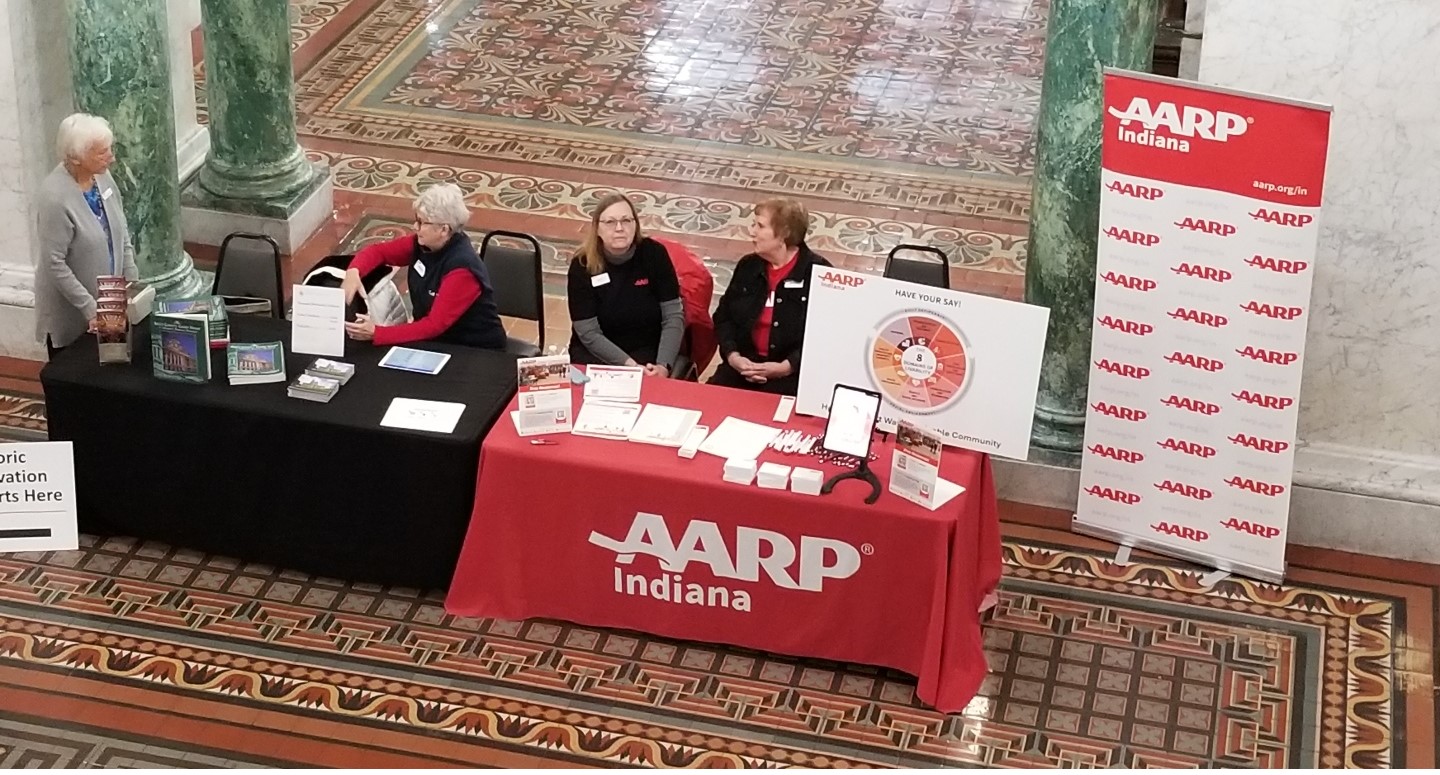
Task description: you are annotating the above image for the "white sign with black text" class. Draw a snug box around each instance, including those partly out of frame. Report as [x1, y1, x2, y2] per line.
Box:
[0, 442, 78, 553]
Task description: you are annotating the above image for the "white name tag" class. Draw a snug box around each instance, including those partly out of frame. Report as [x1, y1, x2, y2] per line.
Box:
[413, 260, 426, 278]
[783, 279, 803, 289]
[591, 273, 610, 287]
[765, 291, 775, 308]
[101, 187, 114, 201]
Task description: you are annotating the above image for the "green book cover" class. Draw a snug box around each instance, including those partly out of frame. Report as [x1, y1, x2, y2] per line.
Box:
[226, 341, 285, 384]
[156, 295, 229, 347]
[152, 314, 211, 383]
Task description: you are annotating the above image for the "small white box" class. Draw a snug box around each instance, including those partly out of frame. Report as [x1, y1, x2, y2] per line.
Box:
[723, 458, 757, 485]
[790, 467, 824, 496]
[757, 462, 792, 489]
[678, 425, 709, 459]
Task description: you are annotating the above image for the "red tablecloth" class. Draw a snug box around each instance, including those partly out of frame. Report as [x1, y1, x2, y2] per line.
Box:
[445, 379, 1003, 712]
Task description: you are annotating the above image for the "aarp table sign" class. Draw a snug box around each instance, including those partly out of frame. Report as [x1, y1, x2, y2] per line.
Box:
[0, 442, 78, 552]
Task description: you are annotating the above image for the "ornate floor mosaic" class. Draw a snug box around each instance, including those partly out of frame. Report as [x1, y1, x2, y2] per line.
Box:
[198, 0, 1037, 301]
[0, 519, 1430, 768]
[14, 0, 1425, 767]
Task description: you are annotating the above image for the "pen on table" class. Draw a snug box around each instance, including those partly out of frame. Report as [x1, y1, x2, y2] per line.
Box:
[529, 439, 560, 445]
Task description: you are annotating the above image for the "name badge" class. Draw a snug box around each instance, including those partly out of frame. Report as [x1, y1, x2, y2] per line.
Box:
[591, 273, 610, 287]
[765, 291, 775, 309]
[783, 280, 803, 289]
[413, 260, 427, 278]
[101, 187, 114, 201]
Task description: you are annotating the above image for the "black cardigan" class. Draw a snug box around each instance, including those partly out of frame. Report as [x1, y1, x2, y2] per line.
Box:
[712, 243, 831, 372]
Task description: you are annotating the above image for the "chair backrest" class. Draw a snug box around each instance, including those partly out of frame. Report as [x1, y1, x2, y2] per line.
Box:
[213, 232, 284, 318]
[883, 244, 950, 290]
[479, 230, 545, 347]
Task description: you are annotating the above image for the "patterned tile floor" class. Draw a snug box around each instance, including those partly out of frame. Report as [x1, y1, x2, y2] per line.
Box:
[7, 0, 1437, 767]
[0, 376, 1435, 767]
[198, 0, 1033, 339]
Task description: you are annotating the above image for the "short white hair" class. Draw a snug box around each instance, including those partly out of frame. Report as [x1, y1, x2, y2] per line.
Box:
[57, 113, 113, 163]
[414, 183, 470, 231]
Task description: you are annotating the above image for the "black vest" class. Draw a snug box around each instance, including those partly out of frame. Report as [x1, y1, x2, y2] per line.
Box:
[408, 232, 505, 349]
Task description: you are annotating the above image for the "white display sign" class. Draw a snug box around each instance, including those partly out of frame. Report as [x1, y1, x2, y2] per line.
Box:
[797, 266, 1050, 460]
[0, 442, 78, 553]
[291, 284, 346, 357]
[1075, 70, 1332, 583]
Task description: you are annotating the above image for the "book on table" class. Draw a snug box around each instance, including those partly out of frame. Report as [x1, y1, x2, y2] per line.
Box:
[151, 314, 211, 384]
[155, 295, 229, 348]
[226, 342, 286, 385]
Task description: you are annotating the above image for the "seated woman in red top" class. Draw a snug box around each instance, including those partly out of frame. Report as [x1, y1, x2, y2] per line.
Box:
[341, 183, 505, 349]
[709, 198, 830, 395]
[566, 193, 685, 376]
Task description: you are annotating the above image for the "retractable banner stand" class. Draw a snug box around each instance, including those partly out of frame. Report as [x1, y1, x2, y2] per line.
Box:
[1075, 70, 1331, 583]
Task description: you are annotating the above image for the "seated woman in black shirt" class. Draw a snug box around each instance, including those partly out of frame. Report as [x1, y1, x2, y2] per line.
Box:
[709, 198, 830, 396]
[566, 194, 685, 376]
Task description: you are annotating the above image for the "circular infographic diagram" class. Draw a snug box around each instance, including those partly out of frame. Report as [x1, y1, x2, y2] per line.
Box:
[869, 311, 971, 413]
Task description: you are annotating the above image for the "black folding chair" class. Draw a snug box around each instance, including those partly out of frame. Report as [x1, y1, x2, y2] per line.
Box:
[212, 232, 284, 318]
[478, 230, 545, 358]
[882, 244, 951, 290]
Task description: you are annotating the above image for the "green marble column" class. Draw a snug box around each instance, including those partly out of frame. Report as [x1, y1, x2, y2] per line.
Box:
[68, 0, 207, 299]
[195, 0, 318, 202]
[1025, 0, 1159, 455]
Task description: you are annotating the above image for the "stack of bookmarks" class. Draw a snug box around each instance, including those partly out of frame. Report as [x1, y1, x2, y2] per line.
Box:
[288, 358, 354, 403]
[95, 275, 130, 364]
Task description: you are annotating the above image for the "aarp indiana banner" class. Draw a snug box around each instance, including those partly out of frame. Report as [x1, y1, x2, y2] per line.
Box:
[1075, 69, 1331, 583]
[798, 266, 1049, 460]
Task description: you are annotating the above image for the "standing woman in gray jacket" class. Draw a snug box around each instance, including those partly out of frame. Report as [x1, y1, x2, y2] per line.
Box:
[35, 113, 139, 358]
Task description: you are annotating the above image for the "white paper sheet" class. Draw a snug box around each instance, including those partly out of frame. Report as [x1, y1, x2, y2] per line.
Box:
[584, 365, 644, 402]
[697, 417, 782, 461]
[291, 285, 346, 357]
[627, 404, 702, 447]
[573, 401, 642, 439]
[927, 478, 967, 510]
[380, 398, 466, 434]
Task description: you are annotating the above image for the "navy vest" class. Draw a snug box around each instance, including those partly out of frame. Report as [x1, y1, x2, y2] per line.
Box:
[408, 232, 505, 349]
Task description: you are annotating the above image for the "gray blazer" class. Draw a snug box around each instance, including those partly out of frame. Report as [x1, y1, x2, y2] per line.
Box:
[34, 164, 139, 347]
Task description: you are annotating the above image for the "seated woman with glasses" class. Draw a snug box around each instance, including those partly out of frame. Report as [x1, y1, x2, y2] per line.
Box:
[566, 193, 685, 377]
[709, 198, 830, 396]
[341, 183, 506, 349]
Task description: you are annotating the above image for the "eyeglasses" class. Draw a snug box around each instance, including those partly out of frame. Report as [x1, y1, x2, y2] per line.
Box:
[598, 217, 636, 229]
[413, 218, 446, 229]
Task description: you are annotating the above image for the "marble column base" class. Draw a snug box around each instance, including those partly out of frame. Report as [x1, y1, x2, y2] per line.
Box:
[993, 455, 1440, 564]
[177, 125, 211, 184]
[0, 267, 44, 360]
[180, 162, 332, 253]
[1031, 401, 1087, 454]
[147, 251, 211, 301]
[0, 266, 42, 360]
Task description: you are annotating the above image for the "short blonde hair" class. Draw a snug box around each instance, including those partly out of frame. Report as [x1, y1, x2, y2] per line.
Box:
[414, 183, 470, 231]
[755, 198, 809, 248]
[57, 113, 113, 163]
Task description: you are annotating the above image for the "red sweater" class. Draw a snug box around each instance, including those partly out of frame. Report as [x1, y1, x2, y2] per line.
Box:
[349, 236, 483, 347]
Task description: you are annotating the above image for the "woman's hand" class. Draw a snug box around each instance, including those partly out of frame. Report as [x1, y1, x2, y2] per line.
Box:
[742, 360, 792, 384]
[643, 363, 670, 378]
[344, 313, 375, 341]
[87, 317, 98, 333]
[340, 268, 365, 304]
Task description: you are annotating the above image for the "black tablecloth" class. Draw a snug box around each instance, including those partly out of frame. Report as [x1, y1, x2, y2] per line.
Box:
[40, 316, 518, 590]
